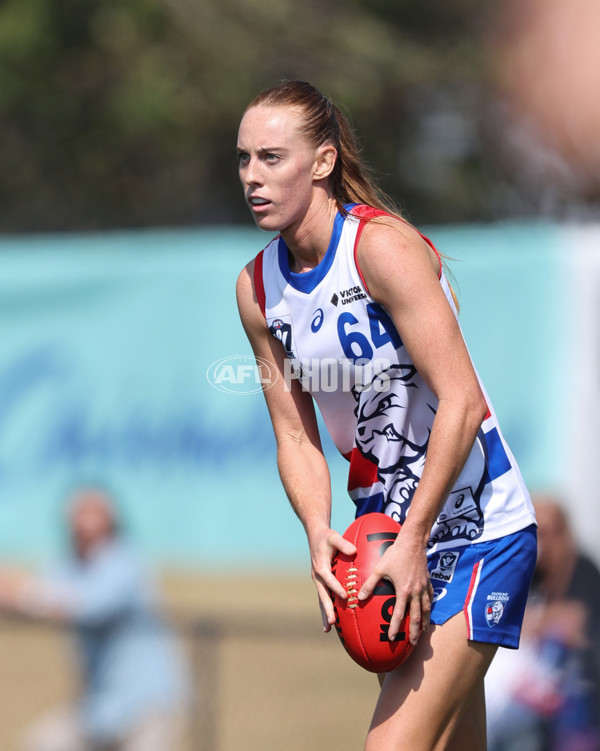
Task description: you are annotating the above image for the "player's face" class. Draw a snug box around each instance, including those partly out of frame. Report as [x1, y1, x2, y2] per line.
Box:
[237, 105, 321, 233]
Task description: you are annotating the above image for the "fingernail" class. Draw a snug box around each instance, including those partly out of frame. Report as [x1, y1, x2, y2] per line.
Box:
[358, 591, 365, 601]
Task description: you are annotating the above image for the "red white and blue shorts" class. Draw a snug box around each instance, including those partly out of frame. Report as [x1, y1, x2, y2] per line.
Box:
[427, 525, 537, 649]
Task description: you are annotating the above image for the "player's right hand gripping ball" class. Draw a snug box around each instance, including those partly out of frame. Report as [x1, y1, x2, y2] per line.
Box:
[331, 513, 415, 673]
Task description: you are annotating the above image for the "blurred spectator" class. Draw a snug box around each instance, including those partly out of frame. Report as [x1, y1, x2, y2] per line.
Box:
[486, 493, 600, 751]
[0, 486, 189, 751]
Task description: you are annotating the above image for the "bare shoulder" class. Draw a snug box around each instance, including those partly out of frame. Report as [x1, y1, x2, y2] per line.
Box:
[236, 257, 255, 308]
[235, 256, 319, 433]
[357, 216, 439, 277]
[356, 217, 441, 309]
[236, 258, 264, 333]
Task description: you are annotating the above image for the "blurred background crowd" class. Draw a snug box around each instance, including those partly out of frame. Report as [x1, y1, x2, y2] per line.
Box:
[1, 0, 600, 749]
[2, 0, 600, 234]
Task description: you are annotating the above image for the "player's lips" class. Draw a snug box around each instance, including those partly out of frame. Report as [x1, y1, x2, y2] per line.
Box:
[247, 195, 271, 212]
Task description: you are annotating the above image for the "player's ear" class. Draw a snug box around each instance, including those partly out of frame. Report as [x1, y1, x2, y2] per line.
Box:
[313, 143, 337, 181]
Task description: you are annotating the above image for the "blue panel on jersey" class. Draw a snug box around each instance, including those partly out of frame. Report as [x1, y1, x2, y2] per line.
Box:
[278, 210, 346, 293]
[483, 427, 512, 483]
[354, 492, 385, 518]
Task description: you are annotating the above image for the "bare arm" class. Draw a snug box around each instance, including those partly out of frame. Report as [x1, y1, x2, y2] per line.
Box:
[236, 262, 356, 629]
[356, 219, 488, 643]
[0, 560, 138, 625]
[0, 569, 70, 620]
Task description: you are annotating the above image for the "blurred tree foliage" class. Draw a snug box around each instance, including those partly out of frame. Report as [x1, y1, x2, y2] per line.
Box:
[0, 0, 591, 232]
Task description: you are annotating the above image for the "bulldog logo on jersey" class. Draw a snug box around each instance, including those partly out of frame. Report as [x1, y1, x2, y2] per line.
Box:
[352, 363, 486, 545]
[352, 364, 430, 526]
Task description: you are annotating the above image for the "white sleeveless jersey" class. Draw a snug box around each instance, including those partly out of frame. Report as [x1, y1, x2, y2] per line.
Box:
[254, 204, 535, 554]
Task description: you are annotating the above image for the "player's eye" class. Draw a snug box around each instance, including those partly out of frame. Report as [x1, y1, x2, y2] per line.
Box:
[237, 151, 250, 166]
[264, 152, 281, 163]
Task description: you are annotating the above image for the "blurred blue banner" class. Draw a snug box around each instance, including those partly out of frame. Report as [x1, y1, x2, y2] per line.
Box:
[0, 222, 580, 568]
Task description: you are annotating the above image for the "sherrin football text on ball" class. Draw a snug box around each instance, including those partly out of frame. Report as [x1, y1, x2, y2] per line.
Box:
[331, 513, 415, 673]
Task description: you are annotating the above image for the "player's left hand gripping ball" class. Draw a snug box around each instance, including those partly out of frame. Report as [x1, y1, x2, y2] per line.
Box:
[331, 513, 415, 673]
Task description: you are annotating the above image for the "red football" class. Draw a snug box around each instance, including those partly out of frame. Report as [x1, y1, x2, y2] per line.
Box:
[331, 512, 414, 673]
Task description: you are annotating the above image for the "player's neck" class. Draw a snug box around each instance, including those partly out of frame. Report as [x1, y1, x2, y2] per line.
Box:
[282, 195, 338, 272]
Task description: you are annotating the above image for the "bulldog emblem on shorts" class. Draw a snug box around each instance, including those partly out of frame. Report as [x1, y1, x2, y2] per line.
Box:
[485, 593, 509, 627]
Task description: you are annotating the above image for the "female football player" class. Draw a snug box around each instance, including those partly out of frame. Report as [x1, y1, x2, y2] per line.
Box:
[236, 80, 537, 750]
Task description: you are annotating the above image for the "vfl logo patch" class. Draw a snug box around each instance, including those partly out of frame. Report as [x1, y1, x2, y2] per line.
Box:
[268, 315, 303, 376]
[430, 551, 460, 583]
[268, 316, 297, 359]
[485, 592, 509, 627]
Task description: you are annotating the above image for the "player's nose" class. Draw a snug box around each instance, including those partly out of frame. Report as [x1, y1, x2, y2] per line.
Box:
[244, 156, 263, 186]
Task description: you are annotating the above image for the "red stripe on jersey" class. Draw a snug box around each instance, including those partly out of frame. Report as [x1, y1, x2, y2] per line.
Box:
[347, 447, 379, 491]
[351, 206, 388, 297]
[463, 559, 483, 639]
[253, 250, 266, 318]
[419, 232, 443, 279]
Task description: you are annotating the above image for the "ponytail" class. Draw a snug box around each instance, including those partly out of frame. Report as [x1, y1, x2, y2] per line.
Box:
[330, 103, 401, 216]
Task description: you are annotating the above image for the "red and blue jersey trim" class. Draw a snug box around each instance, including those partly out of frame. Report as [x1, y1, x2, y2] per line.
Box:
[253, 249, 266, 317]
